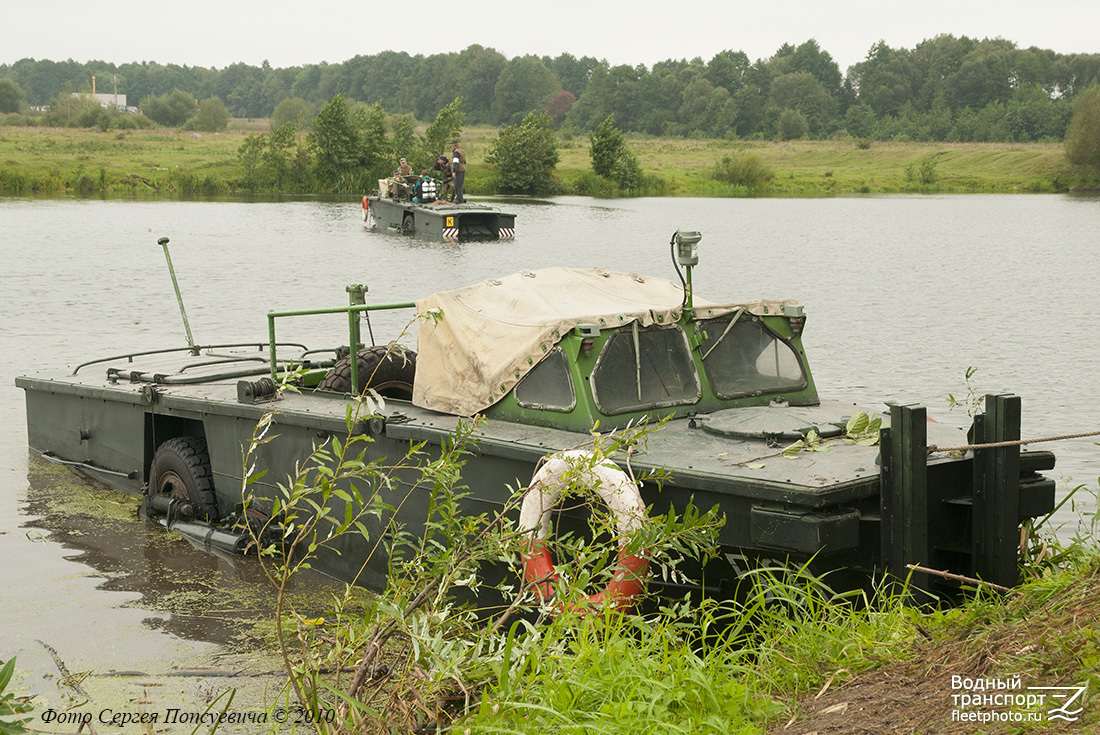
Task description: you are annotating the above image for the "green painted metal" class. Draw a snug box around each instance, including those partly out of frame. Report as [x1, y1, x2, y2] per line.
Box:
[485, 313, 819, 432]
[266, 300, 416, 381]
[157, 237, 198, 355]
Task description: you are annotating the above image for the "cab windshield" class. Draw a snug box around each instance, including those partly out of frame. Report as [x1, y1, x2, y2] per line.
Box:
[697, 313, 805, 398]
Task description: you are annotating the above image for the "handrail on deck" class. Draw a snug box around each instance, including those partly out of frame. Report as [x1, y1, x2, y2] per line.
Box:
[72, 342, 310, 376]
[266, 301, 417, 390]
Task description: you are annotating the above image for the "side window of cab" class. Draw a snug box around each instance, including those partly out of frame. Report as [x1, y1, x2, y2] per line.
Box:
[514, 347, 575, 412]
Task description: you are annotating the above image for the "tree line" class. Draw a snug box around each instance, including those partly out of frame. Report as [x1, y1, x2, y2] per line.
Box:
[3, 37, 1100, 142]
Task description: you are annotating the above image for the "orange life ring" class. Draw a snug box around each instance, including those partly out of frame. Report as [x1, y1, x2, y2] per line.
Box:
[519, 450, 649, 612]
[362, 195, 369, 209]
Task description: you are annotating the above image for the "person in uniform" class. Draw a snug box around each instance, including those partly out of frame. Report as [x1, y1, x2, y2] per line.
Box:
[433, 155, 455, 201]
[393, 157, 414, 198]
[450, 141, 466, 203]
[381, 157, 414, 198]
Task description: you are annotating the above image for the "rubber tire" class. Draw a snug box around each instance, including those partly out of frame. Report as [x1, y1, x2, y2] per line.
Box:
[316, 345, 416, 399]
[150, 436, 218, 521]
[401, 214, 414, 235]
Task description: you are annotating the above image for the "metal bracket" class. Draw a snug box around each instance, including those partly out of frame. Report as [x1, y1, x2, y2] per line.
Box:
[141, 384, 160, 405]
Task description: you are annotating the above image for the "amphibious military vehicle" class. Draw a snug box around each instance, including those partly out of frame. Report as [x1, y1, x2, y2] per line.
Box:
[363, 195, 516, 241]
[16, 231, 1055, 601]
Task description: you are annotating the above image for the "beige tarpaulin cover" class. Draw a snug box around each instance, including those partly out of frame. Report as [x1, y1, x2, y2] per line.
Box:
[412, 267, 797, 416]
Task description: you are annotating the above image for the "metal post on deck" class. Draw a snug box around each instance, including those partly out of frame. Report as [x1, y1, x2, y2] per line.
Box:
[157, 237, 199, 355]
[972, 393, 1021, 589]
[880, 403, 929, 587]
[346, 285, 368, 394]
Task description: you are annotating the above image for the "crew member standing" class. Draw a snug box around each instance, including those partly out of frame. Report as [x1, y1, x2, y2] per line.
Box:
[434, 155, 454, 201]
[450, 140, 466, 204]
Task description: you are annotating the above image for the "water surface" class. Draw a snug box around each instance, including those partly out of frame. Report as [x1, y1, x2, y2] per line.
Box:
[1, 194, 1097, 703]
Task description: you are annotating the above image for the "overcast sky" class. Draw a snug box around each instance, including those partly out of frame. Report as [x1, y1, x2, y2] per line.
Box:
[7, 0, 1098, 74]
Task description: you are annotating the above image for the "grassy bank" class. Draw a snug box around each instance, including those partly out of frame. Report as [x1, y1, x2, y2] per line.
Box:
[3, 396, 1096, 734]
[0, 124, 1081, 198]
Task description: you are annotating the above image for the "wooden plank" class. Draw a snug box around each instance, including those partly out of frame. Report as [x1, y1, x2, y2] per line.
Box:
[880, 403, 928, 583]
[972, 394, 1021, 588]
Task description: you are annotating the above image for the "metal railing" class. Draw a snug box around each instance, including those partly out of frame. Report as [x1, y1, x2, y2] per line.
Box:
[73, 343, 309, 376]
[266, 300, 416, 392]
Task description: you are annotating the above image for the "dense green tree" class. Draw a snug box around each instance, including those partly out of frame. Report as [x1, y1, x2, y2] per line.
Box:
[770, 72, 837, 135]
[844, 103, 877, 138]
[309, 94, 364, 186]
[730, 85, 766, 137]
[0, 78, 25, 113]
[271, 97, 313, 131]
[187, 97, 230, 131]
[238, 133, 266, 189]
[291, 64, 326, 103]
[567, 64, 644, 132]
[3, 42, 1095, 143]
[679, 77, 715, 129]
[1004, 84, 1071, 141]
[786, 39, 844, 95]
[361, 51, 418, 109]
[777, 108, 808, 140]
[589, 115, 627, 177]
[401, 53, 453, 120]
[942, 38, 1017, 110]
[141, 89, 198, 126]
[1064, 86, 1100, 172]
[389, 114, 419, 167]
[909, 34, 976, 109]
[705, 50, 750, 94]
[265, 123, 301, 189]
[492, 55, 559, 125]
[634, 72, 681, 134]
[546, 53, 600, 99]
[486, 111, 559, 194]
[852, 41, 917, 117]
[453, 46, 508, 124]
[424, 97, 464, 157]
[360, 102, 388, 170]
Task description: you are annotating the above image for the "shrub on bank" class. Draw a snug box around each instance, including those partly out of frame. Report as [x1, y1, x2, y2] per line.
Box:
[713, 153, 774, 190]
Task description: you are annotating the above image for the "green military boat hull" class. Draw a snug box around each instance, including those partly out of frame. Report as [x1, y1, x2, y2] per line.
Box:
[16, 234, 1057, 604]
[363, 196, 516, 241]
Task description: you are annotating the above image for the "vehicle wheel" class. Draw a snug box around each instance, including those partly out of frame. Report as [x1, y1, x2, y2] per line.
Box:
[401, 214, 414, 235]
[150, 436, 218, 521]
[316, 345, 416, 399]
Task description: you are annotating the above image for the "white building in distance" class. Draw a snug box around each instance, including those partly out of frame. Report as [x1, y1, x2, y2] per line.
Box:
[72, 92, 128, 111]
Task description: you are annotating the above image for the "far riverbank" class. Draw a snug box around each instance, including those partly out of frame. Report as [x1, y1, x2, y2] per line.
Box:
[0, 123, 1082, 198]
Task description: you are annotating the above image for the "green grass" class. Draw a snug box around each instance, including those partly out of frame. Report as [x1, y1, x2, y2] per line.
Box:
[0, 124, 1084, 198]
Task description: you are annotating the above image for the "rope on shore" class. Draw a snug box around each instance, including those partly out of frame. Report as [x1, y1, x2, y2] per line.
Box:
[927, 430, 1100, 456]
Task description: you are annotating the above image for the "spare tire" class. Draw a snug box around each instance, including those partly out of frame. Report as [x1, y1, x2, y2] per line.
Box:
[317, 345, 416, 399]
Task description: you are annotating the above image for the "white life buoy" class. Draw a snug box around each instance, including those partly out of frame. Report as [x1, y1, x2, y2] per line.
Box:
[519, 449, 649, 612]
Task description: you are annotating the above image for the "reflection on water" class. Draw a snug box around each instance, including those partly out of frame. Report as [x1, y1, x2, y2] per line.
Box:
[20, 453, 343, 648]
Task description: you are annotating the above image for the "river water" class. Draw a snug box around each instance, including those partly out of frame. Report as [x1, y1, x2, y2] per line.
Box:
[1, 194, 1097, 716]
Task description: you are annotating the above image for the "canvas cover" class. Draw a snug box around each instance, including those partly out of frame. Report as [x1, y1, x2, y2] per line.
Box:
[413, 267, 797, 416]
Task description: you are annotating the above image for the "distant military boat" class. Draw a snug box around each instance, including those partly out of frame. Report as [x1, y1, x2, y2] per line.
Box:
[363, 194, 516, 241]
